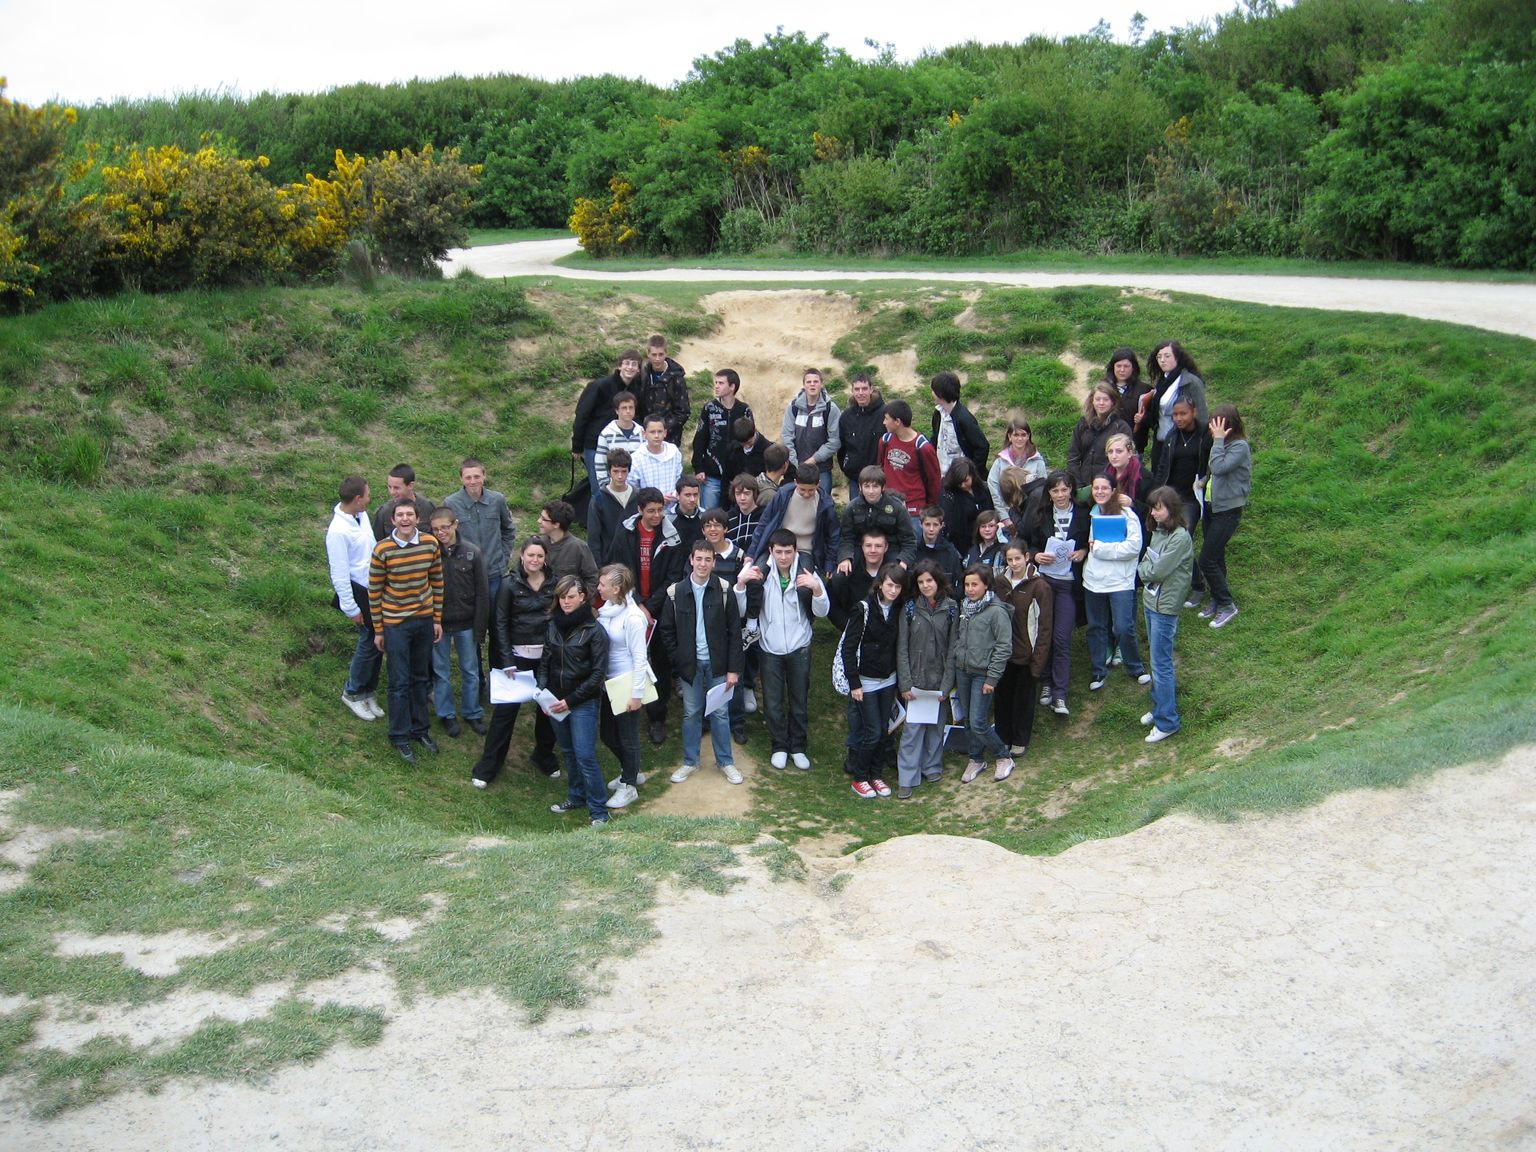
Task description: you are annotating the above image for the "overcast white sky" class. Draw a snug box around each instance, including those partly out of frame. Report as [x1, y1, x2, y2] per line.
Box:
[2, 0, 1239, 106]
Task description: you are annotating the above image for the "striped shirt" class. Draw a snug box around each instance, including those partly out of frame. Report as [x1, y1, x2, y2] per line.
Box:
[630, 442, 683, 498]
[369, 531, 444, 633]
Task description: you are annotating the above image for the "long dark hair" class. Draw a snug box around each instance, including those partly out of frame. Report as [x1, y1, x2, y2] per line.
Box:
[909, 558, 952, 602]
[1151, 340, 1201, 378]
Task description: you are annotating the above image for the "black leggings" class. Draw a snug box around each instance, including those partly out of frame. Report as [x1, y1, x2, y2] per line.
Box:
[1199, 507, 1243, 609]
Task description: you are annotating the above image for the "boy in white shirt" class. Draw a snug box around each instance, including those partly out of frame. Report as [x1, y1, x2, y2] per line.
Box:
[630, 413, 684, 503]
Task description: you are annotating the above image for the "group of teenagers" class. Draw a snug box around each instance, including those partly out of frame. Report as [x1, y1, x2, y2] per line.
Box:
[328, 333, 1253, 826]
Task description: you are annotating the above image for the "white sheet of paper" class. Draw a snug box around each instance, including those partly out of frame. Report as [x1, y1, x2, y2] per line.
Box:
[886, 701, 907, 734]
[948, 690, 966, 725]
[535, 689, 569, 722]
[704, 681, 734, 717]
[905, 689, 943, 725]
[489, 668, 540, 704]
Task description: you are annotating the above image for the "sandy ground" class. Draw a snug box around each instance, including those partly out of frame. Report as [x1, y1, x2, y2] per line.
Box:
[4, 745, 1532, 1150]
[446, 238, 1536, 342]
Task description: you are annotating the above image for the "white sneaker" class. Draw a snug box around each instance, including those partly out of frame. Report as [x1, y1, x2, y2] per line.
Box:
[1145, 727, 1176, 744]
[472, 778, 488, 790]
[364, 695, 385, 719]
[720, 763, 743, 785]
[744, 689, 758, 714]
[609, 782, 640, 808]
[1052, 699, 1070, 716]
[962, 760, 984, 783]
[670, 763, 698, 783]
[1140, 711, 1155, 726]
[1089, 677, 1107, 691]
[790, 753, 811, 770]
[993, 758, 1015, 781]
[608, 772, 647, 791]
[1135, 673, 1152, 685]
[1040, 687, 1051, 705]
[342, 692, 375, 721]
[770, 752, 788, 770]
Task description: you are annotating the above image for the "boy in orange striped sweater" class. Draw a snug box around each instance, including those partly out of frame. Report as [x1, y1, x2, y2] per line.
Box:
[370, 503, 444, 763]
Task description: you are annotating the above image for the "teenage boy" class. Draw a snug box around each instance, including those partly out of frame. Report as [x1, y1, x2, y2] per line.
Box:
[721, 416, 771, 491]
[837, 466, 917, 572]
[608, 487, 685, 744]
[586, 448, 635, 567]
[328, 475, 384, 722]
[702, 508, 757, 741]
[930, 370, 990, 477]
[829, 529, 891, 631]
[877, 399, 942, 531]
[659, 540, 746, 785]
[741, 530, 829, 770]
[372, 464, 436, 541]
[749, 463, 841, 577]
[573, 351, 642, 493]
[427, 508, 488, 738]
[692, 369, 753, 509]
[594, 390, 644, 489]
[725, 474, 763, 551]
[669, 476, 705, 557]
[780, 368, 841, 499]
[442, 458, 517, 605]
[638, 334, 689, 446]
[754, 443, 793, 508]
[535, 499, 599, 600]
[370, 502, 443, 763]
[914, 506, 965, 592]
[836, 373, 886, 497]
[631, 413, 684, 504]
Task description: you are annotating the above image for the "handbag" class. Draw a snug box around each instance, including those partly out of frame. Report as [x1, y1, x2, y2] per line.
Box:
[561, 458, 592, 525]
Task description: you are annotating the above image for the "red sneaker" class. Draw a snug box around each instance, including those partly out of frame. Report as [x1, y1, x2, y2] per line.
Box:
[851, 781, 876, 798]
[870, 778, 892, 797]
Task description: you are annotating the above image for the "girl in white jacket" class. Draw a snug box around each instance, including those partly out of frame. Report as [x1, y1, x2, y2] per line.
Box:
[596, 564, 652, 809]
[1082, 475, 1150, 692]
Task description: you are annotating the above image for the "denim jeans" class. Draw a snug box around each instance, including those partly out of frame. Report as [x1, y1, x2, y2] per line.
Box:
[700, 475, 723, 511]
[1144, 607, 1180, 734]
[680, 658, 734, 770]
[383, 615, 434, 744]
[345, 621, 382, 697]
[848, 683, 896, 782]
[759, 645, 810, 753]
[816, 467, 833, 499]
[582, 449, 600, 500]
[1085, 588, 1145, 678]
[1200, 507, 1242, 610]
[956, 669, 1008, 760]
[553, 698, 607, 821]
[431, 627, 484, 721]
[600, 702, 644, 786]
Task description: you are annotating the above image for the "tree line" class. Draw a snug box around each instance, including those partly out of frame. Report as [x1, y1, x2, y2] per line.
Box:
[17, 0, 1536, 285]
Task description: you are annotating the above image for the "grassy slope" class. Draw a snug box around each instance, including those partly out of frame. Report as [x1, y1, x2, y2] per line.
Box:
[1, 274, 1533, 1108]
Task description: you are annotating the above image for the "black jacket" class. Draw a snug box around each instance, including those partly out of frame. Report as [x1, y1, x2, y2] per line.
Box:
[639, 357, 690, 445]
[692, 399, 754, 480]
[493, 564, 554, 663]
[721, 434, 771, 489]
[840, 593, 900, 684]
[439, 540, 489, 641]
[837, 393, 887, 480]
[932, 402, 990, 474]
[1151, 422, 1212, 500]
[838, 494, 917, 567]
[607, 511, 685, 615]
[941, 485, 995, 555]
[537, 604, 608, 706]
[1067, 414, 1133, 491]
[914, 537, 965, 593]
[658, 576, 744, 686]
[572, 372, 625, 454]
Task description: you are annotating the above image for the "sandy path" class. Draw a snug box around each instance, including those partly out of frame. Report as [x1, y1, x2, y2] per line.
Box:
[446, 238, 1536, 342]
[6, 746, 1532, 1150]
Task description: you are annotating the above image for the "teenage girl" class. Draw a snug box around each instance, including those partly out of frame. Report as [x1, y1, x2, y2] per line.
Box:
[1148, 340, 1209, 476]
[953, 565, 1016, 783]
[966, 510, 1008, 572]
[843, 564, 906, 799]
[895, 560, 957, 798]
[1199, 404, 1251, 629]
[1029, 471, 1089, 717]
[993, 543, 1052, 757]
[987, 415, 1047, 510]
[472, 537, 556, 787]
[1067, 383, 1133, 494]
[596, 563, 651, 810]
[1083, 474, 1148, 691]
[1138, 486, 1195, 743]
[541, 576, 611, 826]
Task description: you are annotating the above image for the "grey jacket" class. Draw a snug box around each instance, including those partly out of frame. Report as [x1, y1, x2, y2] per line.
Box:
[1138, 525, 1195, 614]
[951, 595, 1013, 687]
[897, 595, 957, 696]
[1207, 438, 1252, 513]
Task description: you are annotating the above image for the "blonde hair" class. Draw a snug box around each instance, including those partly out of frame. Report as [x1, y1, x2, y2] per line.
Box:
[1105, 432, 1135, 455]
[599, 563, 633, 600]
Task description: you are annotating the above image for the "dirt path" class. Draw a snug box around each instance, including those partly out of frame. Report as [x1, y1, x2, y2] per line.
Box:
[446, 238, 1536, 342]
[8, 745, 1532, 1150]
